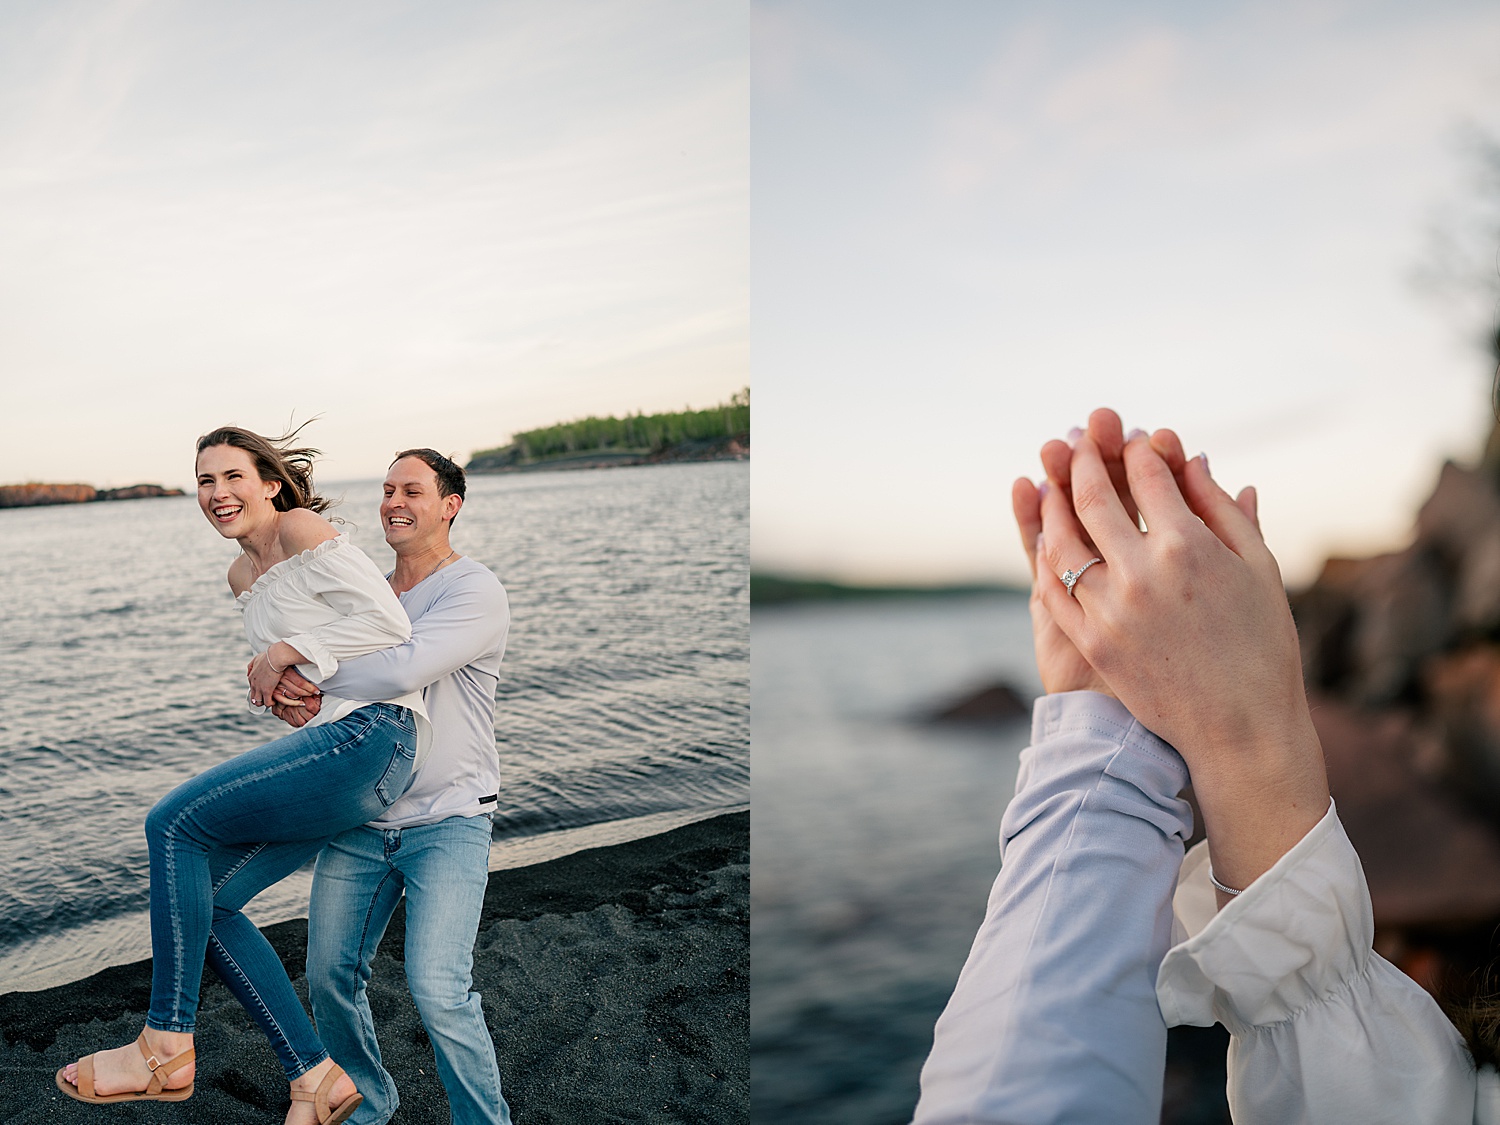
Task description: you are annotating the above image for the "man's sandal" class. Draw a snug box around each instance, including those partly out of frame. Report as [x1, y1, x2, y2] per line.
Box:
[290, 1063, 364, 1125]
[54, 1031, 195, 1103]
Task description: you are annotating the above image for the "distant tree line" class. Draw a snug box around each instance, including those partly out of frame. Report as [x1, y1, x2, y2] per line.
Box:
[469, 389, 748, 469]
[750, 573, 1023, 605]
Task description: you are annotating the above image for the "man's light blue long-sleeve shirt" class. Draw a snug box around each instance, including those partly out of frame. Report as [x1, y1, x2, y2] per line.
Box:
[913, 692, 1193, 1124]
[317, 556, 509, 828]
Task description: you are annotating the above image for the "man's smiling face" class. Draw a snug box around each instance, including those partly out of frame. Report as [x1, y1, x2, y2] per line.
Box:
[381, 456, 459, 550]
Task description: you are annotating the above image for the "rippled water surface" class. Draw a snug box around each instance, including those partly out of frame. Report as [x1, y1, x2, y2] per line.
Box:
[0, 462, 747, 992]
[751, 595, 1034, 1125]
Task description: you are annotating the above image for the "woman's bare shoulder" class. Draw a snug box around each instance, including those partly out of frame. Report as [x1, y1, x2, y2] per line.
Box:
[277, 507, 340, 555]
[227, 553, 255, 597]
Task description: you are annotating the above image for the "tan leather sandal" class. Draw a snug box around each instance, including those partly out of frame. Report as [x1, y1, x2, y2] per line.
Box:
[290, 1062, 364, 1125]
[55, 1030, 195, 1104]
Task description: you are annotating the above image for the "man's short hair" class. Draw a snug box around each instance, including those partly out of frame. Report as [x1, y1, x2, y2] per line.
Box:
[391, 448, 466, 524]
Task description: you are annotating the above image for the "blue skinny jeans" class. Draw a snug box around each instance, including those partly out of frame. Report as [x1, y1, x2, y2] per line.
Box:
[307, 815, 511, 1125]
[144, 702, 417, 1080]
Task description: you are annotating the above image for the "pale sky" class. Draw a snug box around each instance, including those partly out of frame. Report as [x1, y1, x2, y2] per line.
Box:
[0, 0, 747, 488]
[753, 0, 1500, 588]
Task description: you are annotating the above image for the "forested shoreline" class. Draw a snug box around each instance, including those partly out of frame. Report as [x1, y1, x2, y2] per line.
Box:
[467, 389, 749, 472]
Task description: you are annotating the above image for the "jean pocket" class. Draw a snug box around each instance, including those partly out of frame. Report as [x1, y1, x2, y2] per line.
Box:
[374, 737, 417, 807]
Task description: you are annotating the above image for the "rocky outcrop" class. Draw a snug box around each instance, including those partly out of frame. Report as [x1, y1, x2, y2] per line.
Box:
[1296, 456, 1500, 707]
[471, 450, 650, 473]
[0, 483, 96, 507]
[646, 432, 749, 464]
[925, 681, 1030, 723]
[1290, 428, 1500, 999]
[1308, 696, 1500, 927]
[96, 484, 186, 502]
[0, 483, 184, 509]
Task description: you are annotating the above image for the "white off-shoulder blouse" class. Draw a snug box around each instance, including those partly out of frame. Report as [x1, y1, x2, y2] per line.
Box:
[236, 534, 432, 767]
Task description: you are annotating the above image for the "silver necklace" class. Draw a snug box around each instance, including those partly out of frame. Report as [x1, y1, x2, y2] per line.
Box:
[406, 548, 455, 589]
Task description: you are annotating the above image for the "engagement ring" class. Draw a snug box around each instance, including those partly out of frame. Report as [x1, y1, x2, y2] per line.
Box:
[1060, 557, 1103, 597]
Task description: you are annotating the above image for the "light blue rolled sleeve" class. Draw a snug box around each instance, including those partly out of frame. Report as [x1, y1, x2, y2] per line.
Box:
[912, 691, 1194, 1125]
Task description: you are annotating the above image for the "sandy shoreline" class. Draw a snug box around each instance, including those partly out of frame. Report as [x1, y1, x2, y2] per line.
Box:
[0, 811, 748, 1124]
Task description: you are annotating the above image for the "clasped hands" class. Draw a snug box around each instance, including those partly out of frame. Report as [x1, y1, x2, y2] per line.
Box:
[245, 650, 323, 728]
[1018, 407, 1329, 897]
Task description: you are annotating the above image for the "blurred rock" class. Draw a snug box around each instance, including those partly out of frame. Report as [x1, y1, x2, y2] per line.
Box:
[1310, 695, 1500, 927]
[1416, 461, 1500, 631]
[96, 484, 185, 501]
[1289, 434, 1500, 993]
[1423, 647, 1500, 822]
[1293, 548, 1449, 706]
[0, 483, 95, 507]
[925, 682, 1030, 723]
[0, 482, 184, 508]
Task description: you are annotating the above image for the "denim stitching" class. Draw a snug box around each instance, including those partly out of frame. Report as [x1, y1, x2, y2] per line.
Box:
[208, 929, 328, 1079]
[211, 841, 267, 896]
[355, 867, 403, 1106]
[375, 741, 414, 807]
[160, 821, 184, 1025]
[358, 868, 402, 972]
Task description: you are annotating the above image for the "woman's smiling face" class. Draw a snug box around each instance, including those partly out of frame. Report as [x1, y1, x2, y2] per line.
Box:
[195, 443, 280, 538]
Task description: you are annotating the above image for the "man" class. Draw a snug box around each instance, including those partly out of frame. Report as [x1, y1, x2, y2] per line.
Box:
[271, 448, 512, 1125]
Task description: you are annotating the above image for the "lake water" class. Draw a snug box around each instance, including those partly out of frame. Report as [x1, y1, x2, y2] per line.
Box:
[750, 594, 1036, 1125]
[0, 461, 748, 994]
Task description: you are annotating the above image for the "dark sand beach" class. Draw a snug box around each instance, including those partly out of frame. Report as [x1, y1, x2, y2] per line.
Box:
[0, 812, 748, 1124]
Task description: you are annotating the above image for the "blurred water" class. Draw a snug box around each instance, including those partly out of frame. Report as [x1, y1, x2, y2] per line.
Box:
[750, 594, 1037, 1125]
[0, 461, 748, 993]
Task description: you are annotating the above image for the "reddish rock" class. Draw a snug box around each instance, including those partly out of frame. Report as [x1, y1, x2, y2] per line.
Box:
[0, 483, 95, 507]
[1281, 429, 1500, 988]
[1415, 461, 1500, 630]
[96, 484, 186, 501]
[1421, 647, 1500, 815]
[1292, 547, 1448, 706]
[0, 482, 184, 508]
[1309, 695, 1500, 927]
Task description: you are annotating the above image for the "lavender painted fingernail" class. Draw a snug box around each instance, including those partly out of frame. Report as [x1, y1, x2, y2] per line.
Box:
[1066, 427, 1083, 445]
[1197, 453, 1210, 473]
[1126, 428, 1146, 442]
[1038, 480, 1050, 498]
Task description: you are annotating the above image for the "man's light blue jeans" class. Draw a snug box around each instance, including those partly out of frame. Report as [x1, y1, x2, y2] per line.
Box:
[307, 814, 511, 1125]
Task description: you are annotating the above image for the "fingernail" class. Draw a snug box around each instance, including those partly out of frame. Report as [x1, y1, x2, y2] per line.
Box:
[1126, 428, 1146, 442]
[1197, 452, 1209, 473]
[1066, 426, 1083, 446]
[1038, 479, 1050, 498]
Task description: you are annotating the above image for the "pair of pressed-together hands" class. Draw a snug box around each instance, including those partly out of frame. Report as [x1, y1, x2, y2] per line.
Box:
[1016, 407, 1329, 899]
[244, 656, 322, 728]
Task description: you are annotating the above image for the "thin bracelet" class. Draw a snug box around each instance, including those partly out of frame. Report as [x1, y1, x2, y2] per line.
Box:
[1208, 867, 1243, 897]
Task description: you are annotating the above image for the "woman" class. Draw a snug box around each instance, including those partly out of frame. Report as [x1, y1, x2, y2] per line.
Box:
[914, 408, 1490, 1124]
[57, 426, 432, 1125]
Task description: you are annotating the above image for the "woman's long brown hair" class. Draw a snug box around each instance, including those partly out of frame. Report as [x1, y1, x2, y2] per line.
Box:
[195, 422, 331, 514]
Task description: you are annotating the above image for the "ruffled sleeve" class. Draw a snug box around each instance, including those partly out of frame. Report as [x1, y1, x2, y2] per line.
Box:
[1158, 801, 1477, 1124]
[239, 535, 411, 680]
